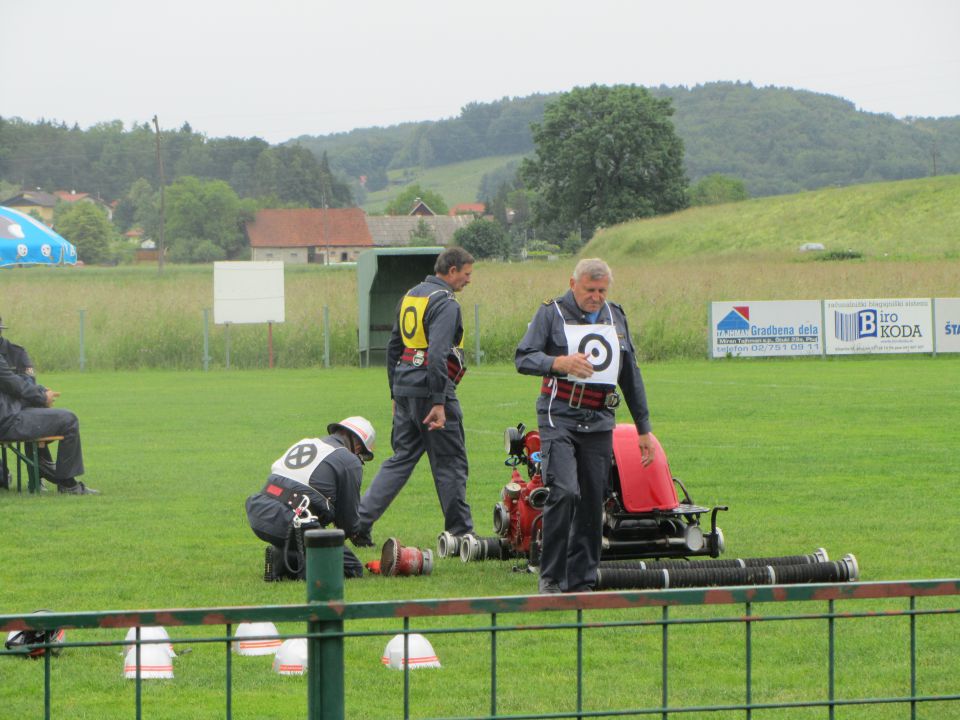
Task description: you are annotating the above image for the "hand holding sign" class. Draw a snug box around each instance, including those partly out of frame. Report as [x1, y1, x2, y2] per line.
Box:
[551, 353, 595, 379]
[561, 325, 621, 385]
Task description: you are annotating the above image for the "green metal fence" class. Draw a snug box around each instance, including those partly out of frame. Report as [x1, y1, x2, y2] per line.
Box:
[2, 529, 958, 720]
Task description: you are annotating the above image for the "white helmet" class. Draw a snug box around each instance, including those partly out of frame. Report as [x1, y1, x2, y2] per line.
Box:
[328, 416, 376, 461]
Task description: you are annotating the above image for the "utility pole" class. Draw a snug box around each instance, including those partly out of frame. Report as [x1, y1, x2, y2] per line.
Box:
[321, 187, 329, 265]
[152, 115, 166, 273]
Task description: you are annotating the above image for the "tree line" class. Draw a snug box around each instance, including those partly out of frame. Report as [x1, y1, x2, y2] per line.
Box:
[0, 118, 352, 210]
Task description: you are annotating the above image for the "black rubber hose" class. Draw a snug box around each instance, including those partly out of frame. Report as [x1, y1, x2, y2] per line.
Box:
[596, 564, 774, 590]
[599, 551, 826, 571]
[595, 557, 858, 590]
[461, 535, 515, 561]
[773, 561, 851, 584]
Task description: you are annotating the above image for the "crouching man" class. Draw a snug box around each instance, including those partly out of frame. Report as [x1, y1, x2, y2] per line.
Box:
[245, 417, 376, 580]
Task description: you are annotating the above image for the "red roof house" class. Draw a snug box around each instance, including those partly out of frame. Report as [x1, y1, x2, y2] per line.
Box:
[448, 203, 486, 216]
[245, 208, 373, 264]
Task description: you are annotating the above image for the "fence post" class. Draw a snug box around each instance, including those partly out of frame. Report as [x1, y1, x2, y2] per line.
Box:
[224, 323, 231, 370]
[78, 309, 86, 371]
[323, 306, 331, 368]
[202, 309, 210, 372]
[474, 303, 482, 366]
[305, 529, 345, 720]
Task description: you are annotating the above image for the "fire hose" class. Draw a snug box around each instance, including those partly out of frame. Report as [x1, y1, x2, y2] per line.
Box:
[438, 532, 522, 562]
[458, 535, 517, 562]
[595, 553, 858, 590]
[598, 548, 830, 571]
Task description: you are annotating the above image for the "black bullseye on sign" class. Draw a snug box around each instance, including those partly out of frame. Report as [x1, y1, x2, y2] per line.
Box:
[285, 443, 317, 470]
[578, 333, 613, 371]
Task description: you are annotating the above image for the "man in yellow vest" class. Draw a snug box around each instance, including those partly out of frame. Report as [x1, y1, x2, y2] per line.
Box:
[356, 247, 476, 545]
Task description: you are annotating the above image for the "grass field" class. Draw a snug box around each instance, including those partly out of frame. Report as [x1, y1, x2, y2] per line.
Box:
[590, 175, 960, 262]
[1, 358, 958, 718]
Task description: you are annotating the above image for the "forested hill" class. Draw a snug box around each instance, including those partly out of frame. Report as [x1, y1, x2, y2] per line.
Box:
[663, 83, 959, 196]
[295, 82, 960, 199]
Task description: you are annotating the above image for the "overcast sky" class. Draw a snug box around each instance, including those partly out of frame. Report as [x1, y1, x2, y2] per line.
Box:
[3, 0, 958, 144]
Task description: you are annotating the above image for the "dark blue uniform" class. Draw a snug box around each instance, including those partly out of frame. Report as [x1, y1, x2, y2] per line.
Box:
[246, 434, 364, 578]
[0, 337, 34, 378]
[515, 290, 651, 592]
[0, 342, 85, 487]
[358, 275, 474, 537]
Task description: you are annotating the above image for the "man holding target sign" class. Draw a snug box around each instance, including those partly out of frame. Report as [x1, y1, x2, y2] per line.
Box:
[515, 258, 655, 593]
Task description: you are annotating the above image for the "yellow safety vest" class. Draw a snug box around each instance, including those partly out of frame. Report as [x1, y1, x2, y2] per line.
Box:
[399, 290, 464, 350]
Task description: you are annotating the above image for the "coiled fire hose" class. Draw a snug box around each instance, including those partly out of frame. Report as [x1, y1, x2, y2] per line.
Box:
[595, 554, 858, 590]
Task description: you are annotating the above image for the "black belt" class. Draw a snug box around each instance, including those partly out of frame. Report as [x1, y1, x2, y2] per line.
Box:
[262, 482, 333, 522]
[400, 348, 466, 385]
[541, 377, 620, 410]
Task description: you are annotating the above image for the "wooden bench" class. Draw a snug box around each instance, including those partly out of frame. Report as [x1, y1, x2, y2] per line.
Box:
[0, 436, 64, 495]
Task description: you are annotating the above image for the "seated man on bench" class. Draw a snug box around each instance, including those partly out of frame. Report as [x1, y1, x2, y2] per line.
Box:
[0, 337, 97, 495]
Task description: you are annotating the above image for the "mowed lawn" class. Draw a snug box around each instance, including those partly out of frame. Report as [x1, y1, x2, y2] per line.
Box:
[1, 357, 958, 719]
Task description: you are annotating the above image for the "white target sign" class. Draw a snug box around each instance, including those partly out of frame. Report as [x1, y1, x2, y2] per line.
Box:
[563, 324, 621, 385]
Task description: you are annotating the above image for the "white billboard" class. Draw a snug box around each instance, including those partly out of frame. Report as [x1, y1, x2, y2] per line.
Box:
[710, 301, 823, 358]
[213, 261, 285, 325]
[934, 298, 960, 353]
[824, 298, 932, 355]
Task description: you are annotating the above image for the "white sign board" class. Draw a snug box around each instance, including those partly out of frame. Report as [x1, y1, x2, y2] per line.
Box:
[935, 298, 960, 353]
[711, 300, 822, 358]
[213, 261, 285, 325]
[824, 298, 932, 355]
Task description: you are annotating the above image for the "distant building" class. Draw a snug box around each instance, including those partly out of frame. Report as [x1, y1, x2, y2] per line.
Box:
[244, 208, 477, 263]
[408, 197, 436, 216]
[54, 190, 113, 220]
[246, 208, 373, 264]
[448, 203, 486, 216]
[125, 228, 160, 263]
[0, 190, 57, 223]
[365, 214, 474, 247]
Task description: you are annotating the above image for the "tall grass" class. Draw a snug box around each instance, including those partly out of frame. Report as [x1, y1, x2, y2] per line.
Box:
[3, 256, 958, 370]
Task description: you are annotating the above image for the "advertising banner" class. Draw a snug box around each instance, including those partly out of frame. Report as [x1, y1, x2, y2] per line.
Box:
[824, 298, 932, 355]
[710, 301, 823, 358]
[934, 298, 960, 353]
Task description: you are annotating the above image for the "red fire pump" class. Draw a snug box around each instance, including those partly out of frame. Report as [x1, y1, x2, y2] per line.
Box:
[485, 422, 727, 566]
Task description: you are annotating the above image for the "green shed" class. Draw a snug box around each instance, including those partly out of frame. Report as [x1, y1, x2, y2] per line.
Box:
[356, 247, 442, 367]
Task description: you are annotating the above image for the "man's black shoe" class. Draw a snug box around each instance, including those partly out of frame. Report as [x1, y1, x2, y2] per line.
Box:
[57, 481, 100, 495]
[351, 529, 375, 548]
[264, 546, 281, 582]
